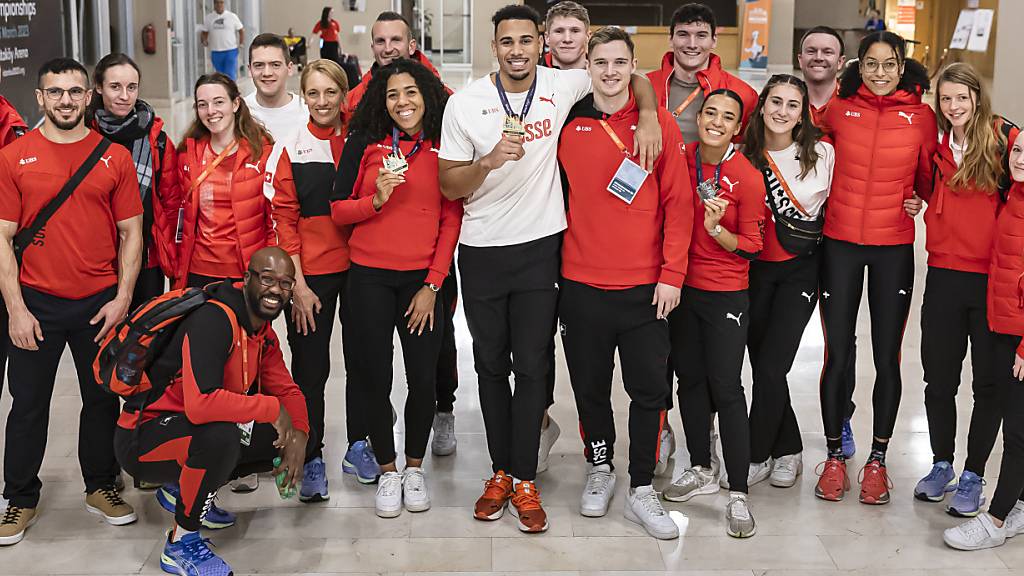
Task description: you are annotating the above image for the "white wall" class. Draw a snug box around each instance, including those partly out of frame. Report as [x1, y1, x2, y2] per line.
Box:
[133, 0, 173, 106]
[992, 0, 1024, 124]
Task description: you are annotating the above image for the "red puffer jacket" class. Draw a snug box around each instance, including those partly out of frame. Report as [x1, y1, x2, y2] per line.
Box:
[988, 182, 1024, 356]
[821, 59, 937, 246]
[646, 52, 758, 139]
[923, 117, 1019, 274]
[174, 136, 287, 287]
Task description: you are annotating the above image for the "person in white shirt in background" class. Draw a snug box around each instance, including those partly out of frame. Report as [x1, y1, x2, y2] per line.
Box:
[200, 0, 245, 81]
[244, 33, 309, 147]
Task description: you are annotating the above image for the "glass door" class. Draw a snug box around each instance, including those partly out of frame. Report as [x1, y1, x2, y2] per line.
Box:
[411, 0, 472, 69]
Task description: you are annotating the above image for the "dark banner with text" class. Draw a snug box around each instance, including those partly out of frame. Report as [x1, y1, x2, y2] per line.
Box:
[0, 0, 65, 127]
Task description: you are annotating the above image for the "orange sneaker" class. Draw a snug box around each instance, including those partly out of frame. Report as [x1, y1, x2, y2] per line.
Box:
[474, 470, 513, 521]
[859, 459, 893, 505]
[510, 480, 548, 533]
[814, 456, 850, 501]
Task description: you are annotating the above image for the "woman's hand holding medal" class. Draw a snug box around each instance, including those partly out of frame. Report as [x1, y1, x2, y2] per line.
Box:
[373, 167, 405, 211]
[703, 196, 730, 232]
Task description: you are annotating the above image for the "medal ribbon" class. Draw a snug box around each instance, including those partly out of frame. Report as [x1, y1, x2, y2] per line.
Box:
[598, 120, 629, 155]
[695, 144, 725, 193]
[495, 71, 538, 122]
[391, 127, 424, 160]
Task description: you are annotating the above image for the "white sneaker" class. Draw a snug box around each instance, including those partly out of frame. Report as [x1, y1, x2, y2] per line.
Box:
[536, 417, 561, 474]
[1005, 501, 1024, 538]
[663, 465, 719, 502]
[720, 461, 772, 490]
[654, 424, 676, 477]
[431, 412, 457, 456]
[229, 473, 258, 493]
[625, 485, 679, 540]
[402, 467, 431, 512]
[580, 464, 616, 517]
[375, 471, 403, 518]
[944, 513, 1007, 550]
[709, 421, 722, 478]
[726, 492, 756, 538]
[770, 453, 802, 488]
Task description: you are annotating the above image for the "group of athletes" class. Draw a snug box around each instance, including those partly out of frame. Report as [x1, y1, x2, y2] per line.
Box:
[0, 2, 1023, 575]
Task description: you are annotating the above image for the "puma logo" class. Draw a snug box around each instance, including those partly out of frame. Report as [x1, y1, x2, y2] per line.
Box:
[538, 93, 555, 107]
[725, 312, 743, 326]
[559, 321, 566, 336]
[898, 288, 911, 296]
[722, 176, 739, 194]
[898, 112, 915, 125]
[159, 415, 174, 426]
[245, 160, 262, 172]
[801, 291, 814, 303]
[99, 155, 112, 168]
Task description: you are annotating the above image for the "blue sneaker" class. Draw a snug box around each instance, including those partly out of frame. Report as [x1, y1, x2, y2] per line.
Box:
[160, 531, 232, 576]
[841, 418, 856, 459]
[914, 461, 956, 502]
[343, 440, 381, 484]
[300, 457, 329, 503]
[157, 484, 236, 529]
[947, 470, 986, 517]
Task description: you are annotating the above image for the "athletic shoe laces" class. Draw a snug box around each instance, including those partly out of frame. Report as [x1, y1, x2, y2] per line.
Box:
[379, 473, 402, 497]
[362, 444, 378, 465]
[858, 461, 893, 489]
[482, 473, 510, 499]
[306, 460, 325, 483]
[512, 482, 543, 510]
[728, 496, 751, 521]
[97, 486, 127, 507]
[954, 474, 985, 498]
[404, 470, 425, 492]
[922, 463, 948, 483]
[635, 489, 667, 517]
[958, 518, 989, 540]
[584, 470, 614, 495]
[1, 506, 23, 525]
[179, 533, 218, 564]
[775, 456, 797, 475]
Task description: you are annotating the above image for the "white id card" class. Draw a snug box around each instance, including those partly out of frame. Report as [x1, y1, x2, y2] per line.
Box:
[606, 157, 649, 204]
[238, 420, 254, 446]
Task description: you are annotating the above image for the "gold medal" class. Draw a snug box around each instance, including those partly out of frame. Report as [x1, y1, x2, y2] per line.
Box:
[383, 153, 409, 175]
[502, 114, 526, 138]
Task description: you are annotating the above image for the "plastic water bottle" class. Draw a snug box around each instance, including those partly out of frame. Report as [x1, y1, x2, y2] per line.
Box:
[273, 456, 296, 499]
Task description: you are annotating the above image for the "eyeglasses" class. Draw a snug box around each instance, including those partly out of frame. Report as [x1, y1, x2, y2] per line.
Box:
[247, 269, 296, 291]
[861, 59, 899, 73]
[41, 87, 88, 101]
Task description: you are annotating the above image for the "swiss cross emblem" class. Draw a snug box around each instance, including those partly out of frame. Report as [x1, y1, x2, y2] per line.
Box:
[264, 172, 273, 183]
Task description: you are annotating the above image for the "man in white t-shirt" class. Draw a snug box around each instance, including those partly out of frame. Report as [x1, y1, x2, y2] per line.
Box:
[438, 4, 662, 534]
[200, 0, 245, 80]
[244, 33, 308, 147]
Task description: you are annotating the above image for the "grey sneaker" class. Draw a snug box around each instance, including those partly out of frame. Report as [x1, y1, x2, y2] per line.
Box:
[230, 473, 258, 493]
[625, 485, 679, 540]
[431, 412, 457, 456]
[726, 492, 756, 538]
[654, 424, 676, 477]
[1005, 501, 1024, 537]
[536, 417, 561, 474]
[580, 464, 616, 517]
[770, 453, 802, 488]
[663, 465, 718, 502]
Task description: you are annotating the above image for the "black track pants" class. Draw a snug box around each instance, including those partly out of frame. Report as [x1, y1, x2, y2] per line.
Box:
[670, 286, 751, 493]
[458, 233, 560, 481]
[921, 267, 1000, 475]
[987, 333, 1024, 520]
[747, 255, 818, 463]
[435, 264, 460, 413]
[819, 238, 913, 441]
[559, 280, 670, 487]
[346, 264, 443, 465]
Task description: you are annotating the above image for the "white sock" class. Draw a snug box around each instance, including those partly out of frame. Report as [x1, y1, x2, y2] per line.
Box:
[171, 524, 196, 543]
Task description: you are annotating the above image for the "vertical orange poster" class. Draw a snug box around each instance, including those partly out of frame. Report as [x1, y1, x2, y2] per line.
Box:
[740, 0, 772, 70]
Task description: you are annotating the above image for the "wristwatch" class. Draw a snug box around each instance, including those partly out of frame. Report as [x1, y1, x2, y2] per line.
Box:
[708, 224, 723, 238]
[425, 283, 440, 293]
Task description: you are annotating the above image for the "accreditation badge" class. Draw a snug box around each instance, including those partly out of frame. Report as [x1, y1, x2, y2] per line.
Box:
[606, 157, 649, 204]
[237, 420, 254, 446]
[502, 115, 526, 138]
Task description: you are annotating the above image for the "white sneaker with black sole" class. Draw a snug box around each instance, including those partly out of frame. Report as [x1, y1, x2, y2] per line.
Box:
[580, 464, 616, 517]
[625, 485, 678, 540]
[375, 471, 403, 518]
[402, 467, 431, 512]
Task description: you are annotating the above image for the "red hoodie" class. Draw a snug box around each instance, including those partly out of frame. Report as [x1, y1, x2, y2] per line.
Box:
[685, 145, 767, 291]
[923, 118, 1020, 274]
[558, 94, 693, 289]
[345, 51, 443, 113]
[0, 96, 26, 149]
[330, 132, 462, 287]
[646, 52, 758, 141]
[988, 182, 1024, 356]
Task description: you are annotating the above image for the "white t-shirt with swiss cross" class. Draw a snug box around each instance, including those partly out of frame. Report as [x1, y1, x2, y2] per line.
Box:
[439, 66, 591, 247]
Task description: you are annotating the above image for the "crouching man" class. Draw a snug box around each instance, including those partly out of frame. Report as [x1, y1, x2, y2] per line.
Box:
[114, 247, 312, 576]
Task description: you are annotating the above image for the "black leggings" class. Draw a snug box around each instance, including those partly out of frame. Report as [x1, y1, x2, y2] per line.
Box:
[346, 264, 443, 465]
[819, 238, 913, 442]
[459, 234, 560, 481]
[747, 255, 819, 463]
[559, 280, 669, 488]
[921, 267, 1000, 475]
[987, 333, 1024, 521]
[115, 415, 316, 531]
[436, 264, 460, 413]
[670, 286, 750, 493]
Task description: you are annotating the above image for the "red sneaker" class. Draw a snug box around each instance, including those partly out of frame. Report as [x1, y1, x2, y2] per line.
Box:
[859, 459, 892, 505]
[814, 456, 850, 501]
[474, 470, 513, 521]
[510, 480, 548, 533]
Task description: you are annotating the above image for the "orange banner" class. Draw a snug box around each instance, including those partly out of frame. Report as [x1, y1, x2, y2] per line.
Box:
[740, 0, 772, 70]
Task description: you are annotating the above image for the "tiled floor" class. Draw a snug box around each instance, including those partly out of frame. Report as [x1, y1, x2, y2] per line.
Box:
[3, 68, 1012, 575]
